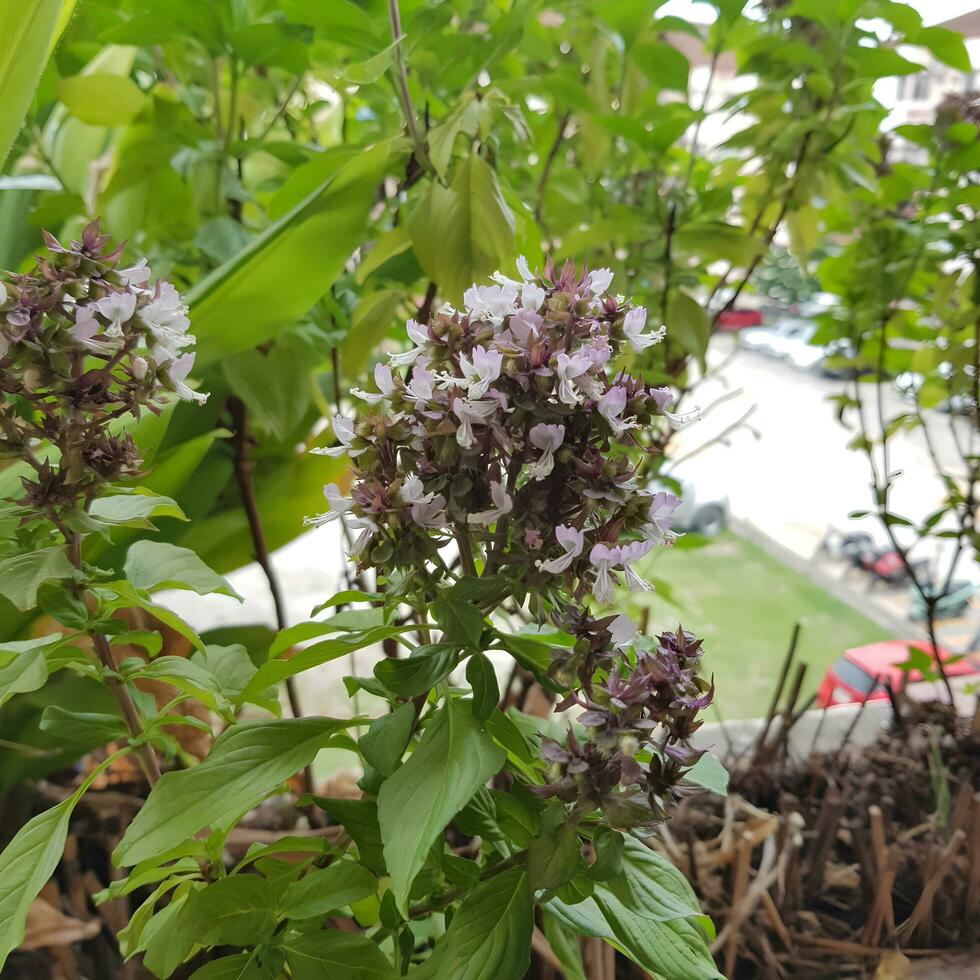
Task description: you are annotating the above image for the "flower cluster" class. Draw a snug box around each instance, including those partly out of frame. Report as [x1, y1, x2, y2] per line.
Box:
[0, 220, 204, 520]
[537, 627, 713, 826]
[313, 257, 712, 829]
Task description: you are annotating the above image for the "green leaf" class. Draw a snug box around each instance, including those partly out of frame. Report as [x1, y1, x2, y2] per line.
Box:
[589, 827, 624, 882]
[913, 25, 970, 72]
[98, 580, 205, 653]
[55, 72, 147, 125]
[540, 909, 588, 980]
[684, 752, 729, 796]
[850, 45, 922, 79]
[39, 705, 126, 743]
[0, 548, 75, 611]
[281, 860, 378, 919]
[184, 875, 277, 948]
[341, 288, 403, 379]
[124, 541, 242, 599]
[132, 655, 230, 716]
[311, 797, 386, 874]
[283, 931, 395, 980]
[667, 291, 711, 370]
[528, 818, 581, 891]
[632, 38, 689, 91]
[433, 595, 486, 648]
[374, 643, 460, 697]
[378, 700, 505, 912]
[223, 338, 313, 441]
[359, 702, 415, 776]
[243, 625, 410, 701]
[465, 652, 499, 720]
[88, 490, 188, 529]
[356, 226, 412, 284]
[189, 954, 265, 980]
[115, 717, 357, 866]
[0, 0, 66, 169]
[409, 869, 532, 980]
[0, 758, 111, 969]
[409, 153, 515, 305]
[191, 644, 258, 702]
[189, 141, 400, 366]
[0, 635, 59, 708]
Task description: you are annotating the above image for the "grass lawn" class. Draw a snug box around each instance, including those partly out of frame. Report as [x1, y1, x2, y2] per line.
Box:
[629, 531, 889, 721]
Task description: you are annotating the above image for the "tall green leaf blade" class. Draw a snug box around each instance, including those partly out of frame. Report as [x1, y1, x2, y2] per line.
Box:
[115, 717, 356, 865]
[188, 141, 401, 365]
[409, 869, 532, 980]
[0, 0, 64, 169]
[0, 758, 112, 969]
[378, 700, 505, 912]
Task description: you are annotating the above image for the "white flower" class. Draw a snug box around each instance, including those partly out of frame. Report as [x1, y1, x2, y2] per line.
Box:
[554, 351, 593, 405]
[467, 480, 513, 526]
[305, 482, 355, 528]
[453, 397, 498, 449]
[457, 345, 503, 399]
[589, 540, 654, 603]
[597, 386, 636, 435]
[406, 318, 428, 345]
[412, 492, 448, 528]
[352, 363, 395, 404]
[131, 356, 148, 380]
[588, 268, 614, 295]
[166, 352, 208, 404]
[406, 358, 435, 407]
[516, 255, 534, 281]
[119, 259, 151, 287]
[313, 413, 362, 458]
[536, 524, 584, 573]
[623, 307, 665, 352]
[527, 423, 564, 480]
[644, 490, 680, 542]
[141, 282, 193, 360]
[70, 306, 116, 353]
[521, 282, 546, 310]
[464, 283, 518, 323]
[95, 291, 137, 338]
[0, 282, 6, 305]
[608, 614, 637, 650]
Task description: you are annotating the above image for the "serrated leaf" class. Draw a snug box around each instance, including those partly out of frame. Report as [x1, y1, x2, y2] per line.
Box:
[433, 595, 485, 648]
[378, 700, 505, 912]
[115, 717, 357, 866]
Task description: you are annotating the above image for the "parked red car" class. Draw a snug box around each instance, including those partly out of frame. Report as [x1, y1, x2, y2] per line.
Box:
[816, 641, 980, 708]
[716, 308, 763, 331]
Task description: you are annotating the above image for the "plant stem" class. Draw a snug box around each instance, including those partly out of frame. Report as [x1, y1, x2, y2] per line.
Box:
[227, 397, 316, 796]
[387, 0, 422, 155]
[63, 531, 161, 785]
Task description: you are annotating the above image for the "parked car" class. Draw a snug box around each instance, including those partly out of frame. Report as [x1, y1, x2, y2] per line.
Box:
[717, 308, 763, 331]
[816, 640, 980, 708]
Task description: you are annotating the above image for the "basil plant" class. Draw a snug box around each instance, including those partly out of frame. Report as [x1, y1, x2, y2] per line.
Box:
[0, 234, 721, 979]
